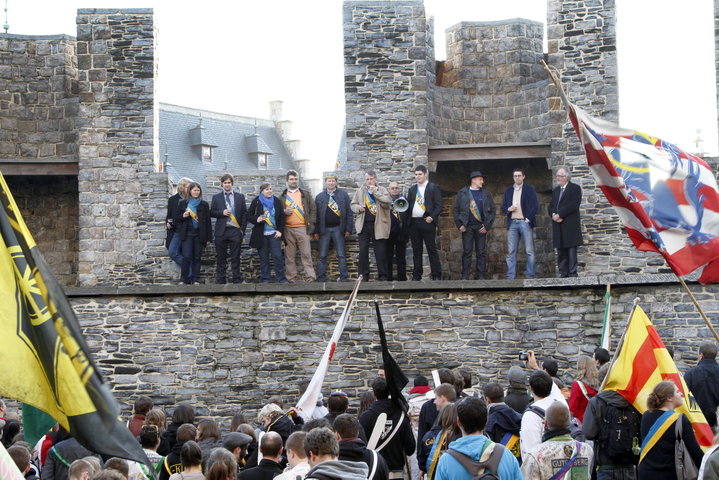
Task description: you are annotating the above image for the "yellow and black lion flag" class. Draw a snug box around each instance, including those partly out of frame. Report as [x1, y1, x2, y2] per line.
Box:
[0, 172, 150, 466]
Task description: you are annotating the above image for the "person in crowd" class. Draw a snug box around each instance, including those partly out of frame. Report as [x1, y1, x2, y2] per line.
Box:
[483, 382, 522, 463]
[358, 391, 376, 418]
[453, 171, 496, 280]
[160, 424, 197, 480]
[167, 441, 203, 480]
[417, 368, 455, 445]
[521, 402, 593, 479]
[8, 445, 38, 480]
[42, 432, 100, 480]
[568, 354, 599, 423]
[275, 431, 311, 480]
[81, 457, 102, 476]
[520, 368, 568, 461]
[313, 173, 352, 282]
[257, 403, 303, 445]
[280, 169, 317, 283]
[175, 182, 212, 284]
[408, 375, 433, 480]
[145, 409, 168, 456]
[359, 377, 415, 477]
[583, 385, 641, 479]
[237, 431, 284, 480]
[334, 414, 389, 480]
[138, 425, 163, 477]
[433, 397, 521, 480]
[504, 366, 532, 414]
[248, 183, 288, 283]
[104, 458, 129, 479]
[684, 341, 719, 429]
[2, 419, 20, 448]
[594, 347, 611, 384]
[424, 402, 460, 480]
[548, 166, 583, 277]
[638, 380, 704, 480]
[351, 170, 392, 281]
[196, 419, 222, 465]
[92, 470, 125, 480]
[236, 425, 259, 470]
[67, 459, 94, 480]
[205, 448, 238, 480]
[222, 431, 253, 473]
[386, 181, 408, 281]
[166, 178, 192, 267]
[210, 173, 247, 284]
[501, 168, 538, 279]
[304, 427, 369, 480]
[229, 412, 248, 433]
[699, 431, 719, 479]
[297, 380, 329, 422]
[419, 383, 457, 478]
[159, 404, 194, 456]
[404, 165, 443, 281]
[128, 396, 153, 437]
[460, 370, 478, 397]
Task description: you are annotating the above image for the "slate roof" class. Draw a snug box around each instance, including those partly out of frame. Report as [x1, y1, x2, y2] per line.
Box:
[160, 103, 296, 186]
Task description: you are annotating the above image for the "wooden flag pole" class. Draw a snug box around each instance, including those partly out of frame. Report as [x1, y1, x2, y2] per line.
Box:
[677, 275, 719, 341]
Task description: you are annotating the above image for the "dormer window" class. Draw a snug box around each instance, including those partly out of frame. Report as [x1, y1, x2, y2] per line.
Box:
[202, 145, 213, 162]
[258, 153, 267, 169]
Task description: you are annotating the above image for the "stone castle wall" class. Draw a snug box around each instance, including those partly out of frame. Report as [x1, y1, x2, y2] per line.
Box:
[69, 277, 711, 417]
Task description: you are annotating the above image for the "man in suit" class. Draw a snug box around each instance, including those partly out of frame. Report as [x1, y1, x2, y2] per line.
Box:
[210, 173, 247, 284]
[351, 170, 392, 281]
[404, 165, 443, 281]
[501, 169, 538, 279]
[548, 167, 583, 277]
[313, 173, 353, 282]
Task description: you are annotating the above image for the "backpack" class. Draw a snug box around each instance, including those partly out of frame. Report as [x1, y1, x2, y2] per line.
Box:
[596, 396, 641, 465]
[526, 405, 586, 442]
[447, 443, 505, 480]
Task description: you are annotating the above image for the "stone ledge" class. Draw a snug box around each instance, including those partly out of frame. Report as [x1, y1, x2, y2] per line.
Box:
[65, 273, 680, 297]
[0, 34, 75, 41]
[77, 8, 153, 14]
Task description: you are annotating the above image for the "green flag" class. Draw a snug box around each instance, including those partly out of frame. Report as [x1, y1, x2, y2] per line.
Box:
[21, 403, 56, 448]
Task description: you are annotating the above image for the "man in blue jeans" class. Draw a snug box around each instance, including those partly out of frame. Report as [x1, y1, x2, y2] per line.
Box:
[313, 174, 353, 282]
[501, 169, 538, 279]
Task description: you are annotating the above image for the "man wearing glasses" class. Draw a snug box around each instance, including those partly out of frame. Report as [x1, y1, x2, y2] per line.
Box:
[501, 169, 538, 279]
[548, 167, 583, 277]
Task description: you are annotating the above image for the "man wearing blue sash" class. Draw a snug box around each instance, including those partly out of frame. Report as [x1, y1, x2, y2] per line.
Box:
[351, 170, 392, 281]
[210, 174, 247, 284]
[313, 173, 352, 282]
[404, 165, 443, 281]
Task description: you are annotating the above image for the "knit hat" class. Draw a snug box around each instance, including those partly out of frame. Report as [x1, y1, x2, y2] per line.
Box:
[507, 367, 527, 387]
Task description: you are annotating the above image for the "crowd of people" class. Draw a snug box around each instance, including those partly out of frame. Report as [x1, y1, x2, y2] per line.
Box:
[3, 341, 719, 480]
[165, 164, 583, 284]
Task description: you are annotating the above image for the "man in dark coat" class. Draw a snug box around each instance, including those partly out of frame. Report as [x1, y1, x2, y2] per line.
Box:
[452, 171, 496, 280]
[684, 341, 719, 428]
[313, 174, 353, 282]
[42, 434, 100, 480]
[548, 166, 583, 277]
[335, 414, 389, 480]
[210, 173, 247, 284]
[403, 165, 443, 281]
[237, 432, 284, 480]
[386, 181, 409, 281]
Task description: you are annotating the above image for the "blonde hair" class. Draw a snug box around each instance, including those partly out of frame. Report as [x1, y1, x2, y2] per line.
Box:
[576, 354, 599, 390]
[257, 403, 283, 423]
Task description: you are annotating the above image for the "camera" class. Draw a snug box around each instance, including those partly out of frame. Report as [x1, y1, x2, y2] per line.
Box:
[518, 352, 528, 361]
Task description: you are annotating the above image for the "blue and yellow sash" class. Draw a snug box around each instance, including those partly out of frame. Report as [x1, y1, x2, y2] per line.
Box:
[285, 197, 306, 223]
[500, 432, 521, 459]
[470, 198, 482, 222]
[365, 190, 377, 215]
[263, 207, 275, 229]
[638, 410, 678, 464]
[416, 189, 426, 211]
[328, 194, 341, 217]
[186, 205, 199, 228]
[225, 198, 241, 228]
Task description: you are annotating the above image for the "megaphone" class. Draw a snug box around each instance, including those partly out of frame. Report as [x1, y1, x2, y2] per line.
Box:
[392, 197, 409, 213]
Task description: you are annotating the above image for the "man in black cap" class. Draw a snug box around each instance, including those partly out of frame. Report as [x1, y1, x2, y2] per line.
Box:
[452, 171, 496, 279]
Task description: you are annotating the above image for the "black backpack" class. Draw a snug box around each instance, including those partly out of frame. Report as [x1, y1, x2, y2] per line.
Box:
[596, 396, 641, 464]
[448, 443, 505, 480]
[526, 405, 586, 442]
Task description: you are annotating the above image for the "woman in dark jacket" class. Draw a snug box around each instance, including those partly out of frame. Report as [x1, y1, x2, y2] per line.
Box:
[248, 183, 287, 283]
[174, 182, 212, 284]
[638, 380, 704, 480]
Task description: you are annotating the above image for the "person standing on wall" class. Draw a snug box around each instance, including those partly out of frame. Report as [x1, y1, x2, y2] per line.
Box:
[313, 173, 352, 282]
[210, 173, 247, 284]
[548, 166, 583, 278]
[351, 170, 392, 281]
[452, 171, 496, 280]
[280, 169, 317, 283]
[501, 169, 537, 279]
[386, 181, 408, 281]
[403, 165, 443, 281]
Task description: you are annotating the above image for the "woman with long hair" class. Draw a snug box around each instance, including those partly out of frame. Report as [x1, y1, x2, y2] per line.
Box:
[175, 182, 212, 284]
[638, 380, 703, 480]
[196, 419, 222, 465]
[568, 354, 599, 423]
[358, 391, 376, 418]
[168, 441, 204, 480]
[205, 448, 237, 480]
[425, 402, 461, 480]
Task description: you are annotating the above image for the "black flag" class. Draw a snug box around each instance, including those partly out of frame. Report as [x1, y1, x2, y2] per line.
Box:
[374, 301, 408, 411]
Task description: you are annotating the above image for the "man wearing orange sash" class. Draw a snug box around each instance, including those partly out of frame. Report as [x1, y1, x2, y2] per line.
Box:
[280, 169, 317, 283]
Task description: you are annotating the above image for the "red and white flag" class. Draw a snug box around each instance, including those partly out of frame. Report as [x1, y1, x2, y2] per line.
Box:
[567, 104, 719, 283]
[294, 276, 363, 418]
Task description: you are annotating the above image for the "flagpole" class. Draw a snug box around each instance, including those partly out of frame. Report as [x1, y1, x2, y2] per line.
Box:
[600, 283, 612, 350]
[676, 275, 719, 341]
[599, 297, 640, 391]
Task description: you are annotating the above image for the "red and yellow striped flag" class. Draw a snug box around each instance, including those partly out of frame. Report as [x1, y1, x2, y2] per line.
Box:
[604, 305, 713, 449]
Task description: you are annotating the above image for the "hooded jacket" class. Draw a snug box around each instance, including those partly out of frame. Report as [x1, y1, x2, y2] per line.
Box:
[338, 438, 389, 480]
[582, 390, 639, 467]
[358, 398, 415, 471]
[485, 402, 523, 443]
[433, 435, 522, 480]
[305, 459, 369, 480]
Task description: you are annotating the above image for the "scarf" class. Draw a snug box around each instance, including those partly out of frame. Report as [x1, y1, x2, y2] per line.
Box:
[188, 197, 201, 229]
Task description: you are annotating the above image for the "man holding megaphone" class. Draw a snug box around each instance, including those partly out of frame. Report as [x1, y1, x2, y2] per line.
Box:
[387, 182, 409, 281]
